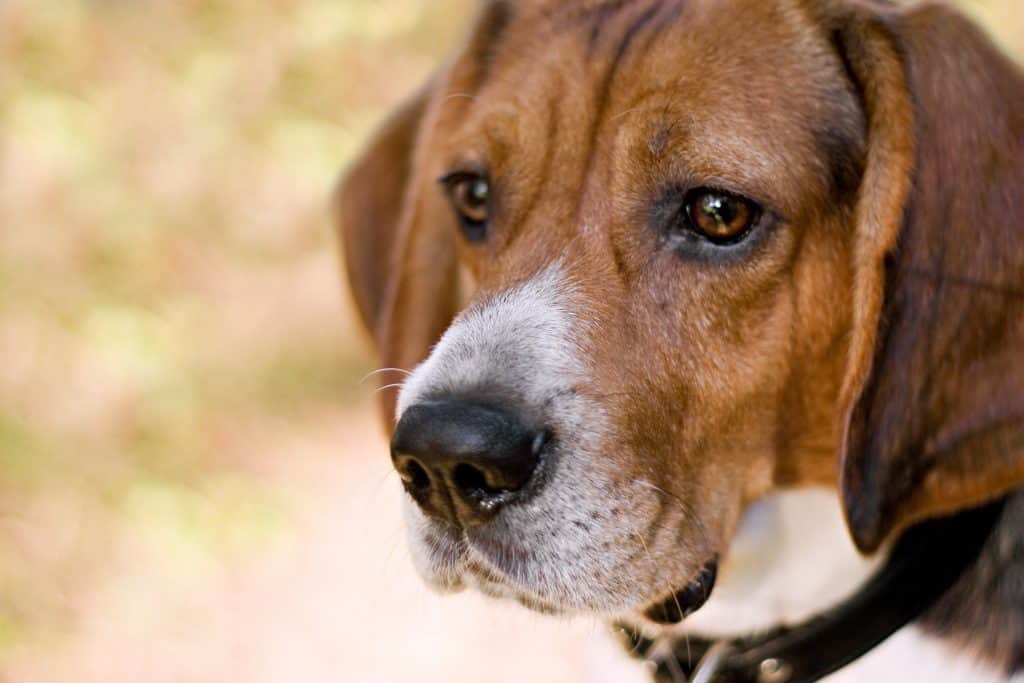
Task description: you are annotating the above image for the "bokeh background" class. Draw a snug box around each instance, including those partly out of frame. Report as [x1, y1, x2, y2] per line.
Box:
[0, 1, 1020, 681]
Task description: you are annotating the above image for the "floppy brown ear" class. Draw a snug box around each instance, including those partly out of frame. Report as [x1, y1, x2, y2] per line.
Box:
[335, 2, 511, 426]
[334, 80, 461, 426]
[337, 85, 435, 337]
[832, 2, 1024, 553]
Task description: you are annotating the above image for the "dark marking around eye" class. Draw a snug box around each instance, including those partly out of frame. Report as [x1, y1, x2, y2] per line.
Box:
[649, 185, 773, 264]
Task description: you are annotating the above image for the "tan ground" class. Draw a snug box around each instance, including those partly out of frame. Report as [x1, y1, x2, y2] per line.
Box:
[5, 403, 601, 682]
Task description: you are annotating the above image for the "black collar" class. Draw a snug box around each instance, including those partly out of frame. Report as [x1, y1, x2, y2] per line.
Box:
[618, 497, 1006, 683]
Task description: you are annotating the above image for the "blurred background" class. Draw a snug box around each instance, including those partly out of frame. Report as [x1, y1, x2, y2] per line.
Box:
[0, 1, 1020, 681]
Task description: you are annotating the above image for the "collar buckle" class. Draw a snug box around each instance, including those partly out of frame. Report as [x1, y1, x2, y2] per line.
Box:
[756, 658, 792, 683]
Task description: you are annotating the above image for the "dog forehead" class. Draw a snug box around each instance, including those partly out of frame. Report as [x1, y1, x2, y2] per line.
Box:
[440, 0, 860, 204]
[489, 0, 822, 66]
[460, 0, 851, 141]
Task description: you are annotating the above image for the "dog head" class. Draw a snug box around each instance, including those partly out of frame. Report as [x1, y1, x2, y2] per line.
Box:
[337, 0, 1024, 621]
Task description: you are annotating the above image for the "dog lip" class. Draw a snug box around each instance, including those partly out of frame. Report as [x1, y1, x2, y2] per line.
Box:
[464, 526, 532, 579]
[468, 567, 566, 615]
[643, 557, 719, 625]
[514, 593, 565, 615]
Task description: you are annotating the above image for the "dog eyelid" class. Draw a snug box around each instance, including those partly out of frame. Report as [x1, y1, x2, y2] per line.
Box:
[437, 170, 483, 187]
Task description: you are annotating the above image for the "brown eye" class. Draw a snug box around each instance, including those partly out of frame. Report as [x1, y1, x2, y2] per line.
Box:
[684, 189, 760, 243]
[440, 172, 491, 241]
[453, 177, 489, 222]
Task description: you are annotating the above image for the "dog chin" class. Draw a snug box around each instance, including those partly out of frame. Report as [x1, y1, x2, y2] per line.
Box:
[403, 500, 577, 613]
[403, 499, 718, 624]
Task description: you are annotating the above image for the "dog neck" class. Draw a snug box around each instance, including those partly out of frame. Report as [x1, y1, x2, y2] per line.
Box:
[616, 489, 1018, 682]
[677, 490, 877, 637]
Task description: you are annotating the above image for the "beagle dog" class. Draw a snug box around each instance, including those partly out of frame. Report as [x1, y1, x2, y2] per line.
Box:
[336, 0, 1024, 679]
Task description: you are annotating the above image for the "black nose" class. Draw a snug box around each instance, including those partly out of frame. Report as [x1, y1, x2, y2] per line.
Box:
[390, 398, 546, 527]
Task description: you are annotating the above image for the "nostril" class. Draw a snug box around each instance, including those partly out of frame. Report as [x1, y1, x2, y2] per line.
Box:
[453, 463, 491, 500]
[407, 460, 430, 491]
[390, 399, 549, 526]
[397, 457, 432, 494]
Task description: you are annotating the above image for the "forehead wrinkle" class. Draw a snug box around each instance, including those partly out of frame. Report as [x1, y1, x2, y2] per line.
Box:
[570, 1, 675, 224]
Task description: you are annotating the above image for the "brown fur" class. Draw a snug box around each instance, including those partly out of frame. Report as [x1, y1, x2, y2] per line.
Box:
[336, 0, 1024, 669]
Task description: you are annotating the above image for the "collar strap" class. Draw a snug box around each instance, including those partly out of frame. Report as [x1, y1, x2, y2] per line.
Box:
[618, 497, 1006, 683]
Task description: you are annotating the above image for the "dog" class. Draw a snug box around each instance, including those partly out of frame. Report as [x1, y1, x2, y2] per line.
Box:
[336, 0, 1024, 679]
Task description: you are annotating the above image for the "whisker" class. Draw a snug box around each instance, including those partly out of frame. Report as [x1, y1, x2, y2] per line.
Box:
[371, 468, 398, 498]
[360, 367, 412, 384]
[381, 525, 406, 577]
[635, 479, 712, 549]
[611, 105, 642, 121]
[635, 529, 687, 629]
